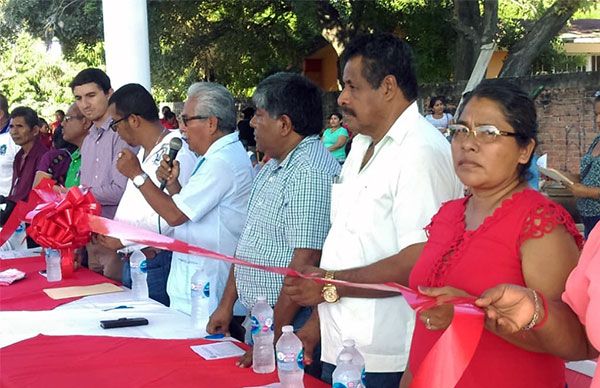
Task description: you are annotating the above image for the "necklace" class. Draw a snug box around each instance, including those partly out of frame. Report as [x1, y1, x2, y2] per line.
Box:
[143, 128, 168, 162]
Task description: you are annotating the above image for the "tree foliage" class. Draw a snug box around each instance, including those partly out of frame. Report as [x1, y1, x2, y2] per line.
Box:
[0, 31, 88, 117]
[0, 0, 594, 110]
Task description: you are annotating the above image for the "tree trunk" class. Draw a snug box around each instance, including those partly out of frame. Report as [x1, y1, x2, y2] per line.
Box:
[452, 0, 482, 80]
[500, 0, 583, 77]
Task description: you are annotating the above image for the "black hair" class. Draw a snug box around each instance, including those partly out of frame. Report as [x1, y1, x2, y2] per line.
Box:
[429, 96, 447, 110]
[10, 106, 39, 129]
[341, 33, 418, 101]
[460, 78, 537, 180]
[252, 72, 323, 136]
[108, 83, 159, 122]
[242, 106, 255, 119]
[69, 68, 111, 93]
[55, 109, 65, 118]
[330, 112, 342, 120]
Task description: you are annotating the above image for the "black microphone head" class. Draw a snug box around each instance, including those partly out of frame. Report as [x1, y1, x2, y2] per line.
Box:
[167, 137, 183, 159]
[168, 137, 183, 152]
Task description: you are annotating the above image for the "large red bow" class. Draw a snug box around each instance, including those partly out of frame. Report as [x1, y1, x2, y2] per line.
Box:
[25, 184, 100, 249]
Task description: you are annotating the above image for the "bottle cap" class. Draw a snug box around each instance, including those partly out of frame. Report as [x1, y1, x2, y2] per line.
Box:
[282, 325, 293, 333]
[342, 339, 356, 347]
[256, 295, 267, 302]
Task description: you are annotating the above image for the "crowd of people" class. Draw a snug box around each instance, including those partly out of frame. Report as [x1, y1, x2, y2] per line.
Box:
[1, 32, 599, 387]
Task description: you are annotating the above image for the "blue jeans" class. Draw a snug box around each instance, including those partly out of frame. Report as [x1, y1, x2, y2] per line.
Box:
[321, 361, 403, 388]
[582, 215, 600, 239]
[122, 250, 172, 306]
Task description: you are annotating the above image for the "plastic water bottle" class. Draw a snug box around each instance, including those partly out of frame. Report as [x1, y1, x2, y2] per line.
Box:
[332, 353, 363, 388]
[276, 325, 304, 387]
[190, 267, 210, 330]
[336, 339, 366, 386]
[7, 222, 28, 250]
[129, 250, 148, 300]
[251, 296, 275, 374]
[45, 248, 62, 282]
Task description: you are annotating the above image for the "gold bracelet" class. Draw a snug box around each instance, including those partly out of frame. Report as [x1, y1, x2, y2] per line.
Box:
[522, 289, 540, 331]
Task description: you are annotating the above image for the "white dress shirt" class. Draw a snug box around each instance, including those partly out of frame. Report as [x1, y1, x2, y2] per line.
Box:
[113, 129, 197, 250]
[170, 132, 253, 317]
[0, 133, 19, 198]
[318, 102, 464, 372]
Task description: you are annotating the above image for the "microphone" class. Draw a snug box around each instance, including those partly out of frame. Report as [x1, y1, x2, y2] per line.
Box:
[160, 137, 183, 190]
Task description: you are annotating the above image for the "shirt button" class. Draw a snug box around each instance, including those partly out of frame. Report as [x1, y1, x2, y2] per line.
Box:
[94, 175, 98, 179]
[96, 158, 99, 162]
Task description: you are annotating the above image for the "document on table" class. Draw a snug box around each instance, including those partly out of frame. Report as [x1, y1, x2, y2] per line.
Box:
[190, 342, 245, 360]
[44, 283, 123, 299]
[0, 248, 43, 260]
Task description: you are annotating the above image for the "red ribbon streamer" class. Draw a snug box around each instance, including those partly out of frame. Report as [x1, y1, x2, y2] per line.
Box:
[1, 182, 483, 388]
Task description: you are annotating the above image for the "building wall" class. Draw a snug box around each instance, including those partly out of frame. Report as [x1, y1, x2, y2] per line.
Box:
[303, 44, 340, 92]
[420, 72, 600, 172]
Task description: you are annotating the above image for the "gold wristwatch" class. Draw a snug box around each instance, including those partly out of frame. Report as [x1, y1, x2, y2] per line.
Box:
[322, 271, 340, 303]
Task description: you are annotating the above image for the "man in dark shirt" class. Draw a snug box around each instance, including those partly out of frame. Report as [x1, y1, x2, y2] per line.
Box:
[237, 106, 255, 151]
[0, 107, 48, 226]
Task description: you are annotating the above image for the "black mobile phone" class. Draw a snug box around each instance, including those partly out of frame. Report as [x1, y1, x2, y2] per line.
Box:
[100, 317, 149, 329]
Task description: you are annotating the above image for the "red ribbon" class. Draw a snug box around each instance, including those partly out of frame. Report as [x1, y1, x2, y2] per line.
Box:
[1, 182, 483, 387]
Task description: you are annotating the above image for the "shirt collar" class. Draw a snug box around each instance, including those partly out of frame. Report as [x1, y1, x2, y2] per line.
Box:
[348, 102, 419, 152]
[203, 131, 240, 158]
[380, 101, 420, 145]
[277, 135, 319, 170]
[93, 116, 113, 133]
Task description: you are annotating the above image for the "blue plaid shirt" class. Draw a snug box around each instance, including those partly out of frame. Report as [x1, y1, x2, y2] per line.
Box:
[235, 135, 341, 309]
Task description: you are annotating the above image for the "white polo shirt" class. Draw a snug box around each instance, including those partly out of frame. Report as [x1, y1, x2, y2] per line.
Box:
[318, 102, 463, 373]
[170, 132, 253, 317]
[114, 129, 197, 249]
[0, 133, 20, 198]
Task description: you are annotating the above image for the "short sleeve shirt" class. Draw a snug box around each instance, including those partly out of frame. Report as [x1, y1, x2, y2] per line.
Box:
[234, 135, 341, 309]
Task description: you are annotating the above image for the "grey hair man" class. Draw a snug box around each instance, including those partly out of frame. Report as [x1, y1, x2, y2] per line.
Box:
[116, 82, 253, 325]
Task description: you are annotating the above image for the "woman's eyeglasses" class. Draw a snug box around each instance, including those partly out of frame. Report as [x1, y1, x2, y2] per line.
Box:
[448, 124, 520, 144]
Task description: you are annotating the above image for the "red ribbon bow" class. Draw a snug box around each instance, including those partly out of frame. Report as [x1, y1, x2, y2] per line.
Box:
[25, 184, 100, 249]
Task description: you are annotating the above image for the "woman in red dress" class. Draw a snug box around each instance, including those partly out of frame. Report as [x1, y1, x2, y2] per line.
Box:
[401, 79, 583, 388]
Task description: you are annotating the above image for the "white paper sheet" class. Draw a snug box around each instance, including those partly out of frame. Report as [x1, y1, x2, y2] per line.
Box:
[190, 341, 246, 360]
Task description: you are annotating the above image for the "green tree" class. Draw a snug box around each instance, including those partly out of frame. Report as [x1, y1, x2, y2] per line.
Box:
[0, 31, 89, 117]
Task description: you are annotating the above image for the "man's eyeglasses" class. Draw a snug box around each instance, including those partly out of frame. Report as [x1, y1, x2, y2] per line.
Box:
[64, 115, 84, 123]
[179, 115, 213, 126]
[448, 124, 520, 144]
[109, 114, 131, 132]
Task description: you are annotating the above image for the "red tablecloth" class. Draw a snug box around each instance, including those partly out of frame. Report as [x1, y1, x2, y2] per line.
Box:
[0, 256, 119, 311]
[0, 335, 329, 388]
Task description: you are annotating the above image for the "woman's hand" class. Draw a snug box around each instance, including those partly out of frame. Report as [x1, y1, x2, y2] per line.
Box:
[476, 284, 537, 335]
[417, 286, 473, 330]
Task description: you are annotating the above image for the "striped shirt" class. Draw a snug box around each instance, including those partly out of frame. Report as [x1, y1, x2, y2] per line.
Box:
[234, 135, 340, 309]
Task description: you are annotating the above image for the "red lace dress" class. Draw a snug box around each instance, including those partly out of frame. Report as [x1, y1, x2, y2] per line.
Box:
[408, 189, 583, 388]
